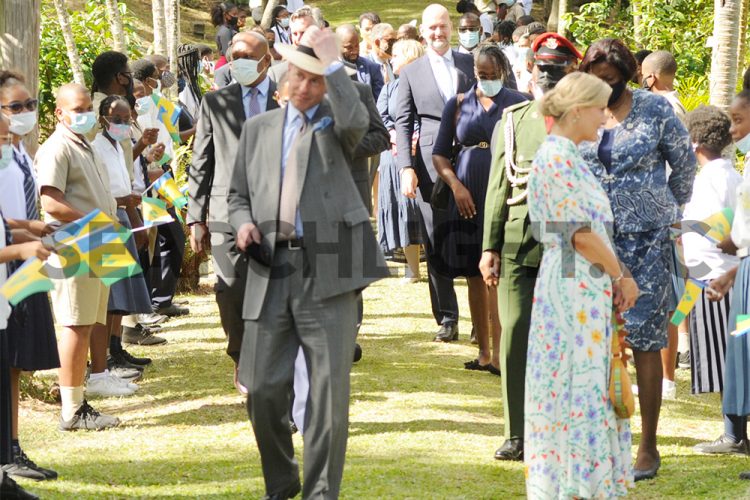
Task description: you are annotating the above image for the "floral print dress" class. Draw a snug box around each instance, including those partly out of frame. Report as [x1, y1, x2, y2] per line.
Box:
[525, 135, 633, 499]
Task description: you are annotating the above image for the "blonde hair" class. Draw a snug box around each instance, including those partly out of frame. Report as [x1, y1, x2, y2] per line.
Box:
[539, 72, 612, 120]
[392, 39, 424, 66]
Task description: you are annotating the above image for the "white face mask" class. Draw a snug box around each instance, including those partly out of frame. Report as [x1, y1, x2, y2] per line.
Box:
[8, 111, 37, 136]
[736, 132, 750, 155]
[478, 79, 503, 97]
[232, 58, 263, 86]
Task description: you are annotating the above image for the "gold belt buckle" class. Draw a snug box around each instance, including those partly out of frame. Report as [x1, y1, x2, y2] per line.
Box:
[478, 141, 489, 149]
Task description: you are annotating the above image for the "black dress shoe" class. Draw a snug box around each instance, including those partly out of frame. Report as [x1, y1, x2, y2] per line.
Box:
[353, 343, 362, 363]
[434, 323, 458, 342]
[262, 478, 301, 499]
[0, 472, 39, 499]
[633, 455, 660, 482]
[155, 304, 190, 317]
[740, 470, 750, 480]
[494, 438, 523, 461]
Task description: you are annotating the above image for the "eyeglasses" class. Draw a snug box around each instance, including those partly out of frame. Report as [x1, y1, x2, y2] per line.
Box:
[105, 117, 133, 126]
[1, 98, 38, 114]
[458, 27, 480, 33]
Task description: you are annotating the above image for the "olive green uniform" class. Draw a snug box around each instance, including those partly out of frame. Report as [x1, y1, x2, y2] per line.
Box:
[483, 100, 546, 441]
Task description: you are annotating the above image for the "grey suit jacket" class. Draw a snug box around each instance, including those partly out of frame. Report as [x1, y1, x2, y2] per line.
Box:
[188, 78, 279, 227]
[268, 61, 389, 210]
[394, 50, 476, 199]
[228, 67, 389, 320]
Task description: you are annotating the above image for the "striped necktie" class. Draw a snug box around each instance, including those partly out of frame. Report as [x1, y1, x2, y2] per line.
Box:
[14, 149, 39, 220]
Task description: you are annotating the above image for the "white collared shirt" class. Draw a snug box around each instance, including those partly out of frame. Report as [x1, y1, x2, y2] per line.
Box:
[92, 133, 132, 198]
[682, 158, 742, 280]
[0, 142, 36, 221]
[427, 48, 457, 101]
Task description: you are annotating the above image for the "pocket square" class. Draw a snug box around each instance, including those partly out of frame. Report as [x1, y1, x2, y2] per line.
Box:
[312, 116, 334, 132]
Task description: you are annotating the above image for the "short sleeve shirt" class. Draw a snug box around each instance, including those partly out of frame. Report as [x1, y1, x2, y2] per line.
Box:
[34, 124, 117, 223]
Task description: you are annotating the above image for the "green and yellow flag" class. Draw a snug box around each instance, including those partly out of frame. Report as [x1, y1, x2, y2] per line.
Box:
[151, 92, 182, 144]
[670, 278, 706, 326]
[141, 196, 175, 228]
[686, 208, 734, 244]
[0, 259, 53, 306]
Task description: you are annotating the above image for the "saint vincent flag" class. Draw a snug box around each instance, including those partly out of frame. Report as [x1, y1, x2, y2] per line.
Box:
[731, 315, 750, 337]
[686, 208, 734, 244]
[670, 278, 706, 326]
[0, 259, 53, 306]
[141, 196, 174, 228]
[151, 92, 182, 143]
[153, 172, 188, 212]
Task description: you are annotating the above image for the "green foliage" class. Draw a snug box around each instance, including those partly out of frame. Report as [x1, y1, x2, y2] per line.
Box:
[677, 75, 709, 112]
[565, 0, 714, 83]
[38, 0, 144, 140]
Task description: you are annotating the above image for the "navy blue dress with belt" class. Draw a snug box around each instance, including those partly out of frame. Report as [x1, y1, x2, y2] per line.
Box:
[433, 84, 527, 278]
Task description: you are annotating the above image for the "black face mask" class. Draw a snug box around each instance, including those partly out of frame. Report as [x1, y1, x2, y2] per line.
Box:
[535, 65, 567, 92]
[608, 80, 627, 107]
[228, 15, 238, 27]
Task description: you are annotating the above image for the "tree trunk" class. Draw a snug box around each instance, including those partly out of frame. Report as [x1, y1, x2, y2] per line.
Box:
[709, 0, 741, 110]
[261, 0, 281, 30]
[738, 0, 749, 79]
[152, 0, 167, 55]
[632, 0, 643, 48]
[164, 0, 180, 98]
[547, 0, 560, 33]
[51, 0, 85, 86]
[557, 0, 569, 35]
[0, 0, 42, 155]
[104, 0, 126, 53]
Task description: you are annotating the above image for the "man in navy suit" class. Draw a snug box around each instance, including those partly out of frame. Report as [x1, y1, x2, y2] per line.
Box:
[336, 24, 384, 100]
[394, 3, 476, 342]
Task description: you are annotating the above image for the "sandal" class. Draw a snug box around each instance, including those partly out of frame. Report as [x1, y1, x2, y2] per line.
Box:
[482, 363, 501, 376]
[464, 359, 484, 371]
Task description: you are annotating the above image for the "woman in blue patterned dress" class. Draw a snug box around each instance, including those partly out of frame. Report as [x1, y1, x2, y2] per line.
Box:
[526, 72, 638, 499]
[578, 39, 697, 481]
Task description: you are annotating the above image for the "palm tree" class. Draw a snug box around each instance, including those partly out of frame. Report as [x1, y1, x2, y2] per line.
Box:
[557, 0, 569, 35]
[51, 0, 85, 86]
[104, 0, 126, 53]
[738, 0, 749, 79]
[0, 0, 42, 153]
[164, 0, 180, 98]
[152, 0, 167, 55]
[709, 0, 742, 110]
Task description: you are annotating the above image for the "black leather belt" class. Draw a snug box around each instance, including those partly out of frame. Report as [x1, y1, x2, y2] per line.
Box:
[275, 238, 304, 249]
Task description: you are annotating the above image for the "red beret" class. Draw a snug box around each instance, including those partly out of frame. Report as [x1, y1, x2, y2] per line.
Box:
[532, 32, 583, 64]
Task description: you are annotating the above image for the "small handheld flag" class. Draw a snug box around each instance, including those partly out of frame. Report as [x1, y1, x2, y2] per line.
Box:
[731, 315, 750, 337]
[141, 196, 175, 228]
[685, 208, 734, 244]
[151, 172, 188, 211]
[670, 278, 706, 326]
[151, 92, 182, 144]
[0, 259, 53, 306]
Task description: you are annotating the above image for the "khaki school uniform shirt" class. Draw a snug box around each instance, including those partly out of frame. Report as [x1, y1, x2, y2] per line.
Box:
[35, 123, 117, 222]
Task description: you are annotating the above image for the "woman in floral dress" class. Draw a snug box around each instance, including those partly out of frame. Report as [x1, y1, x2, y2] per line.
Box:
[525, 72, 639, 499]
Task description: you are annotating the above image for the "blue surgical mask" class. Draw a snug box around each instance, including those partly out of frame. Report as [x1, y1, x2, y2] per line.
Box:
[232, 58, 262, 86]
[458, 31, 481, 50]
[0, 144, 11, 170]
[737, 132, 750, 155]
[280, 18, 290, 29]
[478, 79, 504, 97]
[135, 95, 153, 115]
[64, 110, 96, 135]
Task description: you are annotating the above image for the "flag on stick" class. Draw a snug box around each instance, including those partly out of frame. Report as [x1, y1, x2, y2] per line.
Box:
[731, 315, 750, 337]
[670, 278, 706, 326]
[141, 196, 175, 228]
[685, 208, 734, 243]
[0, 259, 53, 305]
[151, 172, 188, 211]
[151, 92, 182, 143]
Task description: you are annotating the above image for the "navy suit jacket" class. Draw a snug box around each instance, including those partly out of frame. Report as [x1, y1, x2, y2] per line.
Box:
[394, 50, 476, 199]
[351, 56, 384, 101]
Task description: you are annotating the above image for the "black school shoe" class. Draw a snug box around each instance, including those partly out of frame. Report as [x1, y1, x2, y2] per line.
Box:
[0, 472, 39, 499]
[2, 449, 57, 481]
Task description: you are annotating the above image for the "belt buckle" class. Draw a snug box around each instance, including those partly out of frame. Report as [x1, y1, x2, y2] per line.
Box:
[478, 141, 489, 149]
[287, 239, 303, 250]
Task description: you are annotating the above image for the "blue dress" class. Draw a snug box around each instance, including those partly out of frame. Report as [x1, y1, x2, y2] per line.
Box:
[579, 90, 696, 352]
[376, 79, 424, 254]
[432, 85, 527, 278]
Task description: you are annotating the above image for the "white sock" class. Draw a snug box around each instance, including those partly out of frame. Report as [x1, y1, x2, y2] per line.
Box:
[121, 315, 138, 328]
[88, 369, 109, 381]
[678, 331, 690, 353]
[60, 386, 84, 421]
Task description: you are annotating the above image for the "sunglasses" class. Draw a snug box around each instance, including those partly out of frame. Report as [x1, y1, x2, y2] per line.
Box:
[1, 98, 38, 114]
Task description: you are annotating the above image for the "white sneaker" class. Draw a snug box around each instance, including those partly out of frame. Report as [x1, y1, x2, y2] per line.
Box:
[663, 379, 676, 400]
[86, 373, 136, 397]
[111, 373, 139, 392]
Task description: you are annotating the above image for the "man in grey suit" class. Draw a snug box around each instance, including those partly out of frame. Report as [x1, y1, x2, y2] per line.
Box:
[228, 27, 389, 499]
[395, 3, 476, 342]
[188, 31, 278, 394]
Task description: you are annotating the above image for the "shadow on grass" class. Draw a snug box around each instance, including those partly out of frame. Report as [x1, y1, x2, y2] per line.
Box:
[349, 419, 501, 437]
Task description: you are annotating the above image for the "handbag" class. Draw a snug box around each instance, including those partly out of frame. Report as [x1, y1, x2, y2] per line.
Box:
[430, 93, 465, 210]
[609, 309, 635, 419]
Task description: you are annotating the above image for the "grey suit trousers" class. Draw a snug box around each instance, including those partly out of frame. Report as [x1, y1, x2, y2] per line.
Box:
[240, 247, 358, 499]
[210, 229, 247, 364]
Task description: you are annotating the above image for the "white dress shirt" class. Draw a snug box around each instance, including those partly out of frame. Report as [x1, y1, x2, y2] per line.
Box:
[92, 134, 132, 198]
[427, 48, 457, 101]
[0, 143, 35, 221]
[682, 158, 742, 280]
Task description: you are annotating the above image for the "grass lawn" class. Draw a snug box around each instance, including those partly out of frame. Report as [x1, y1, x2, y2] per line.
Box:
[12, 263, 750, 498]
